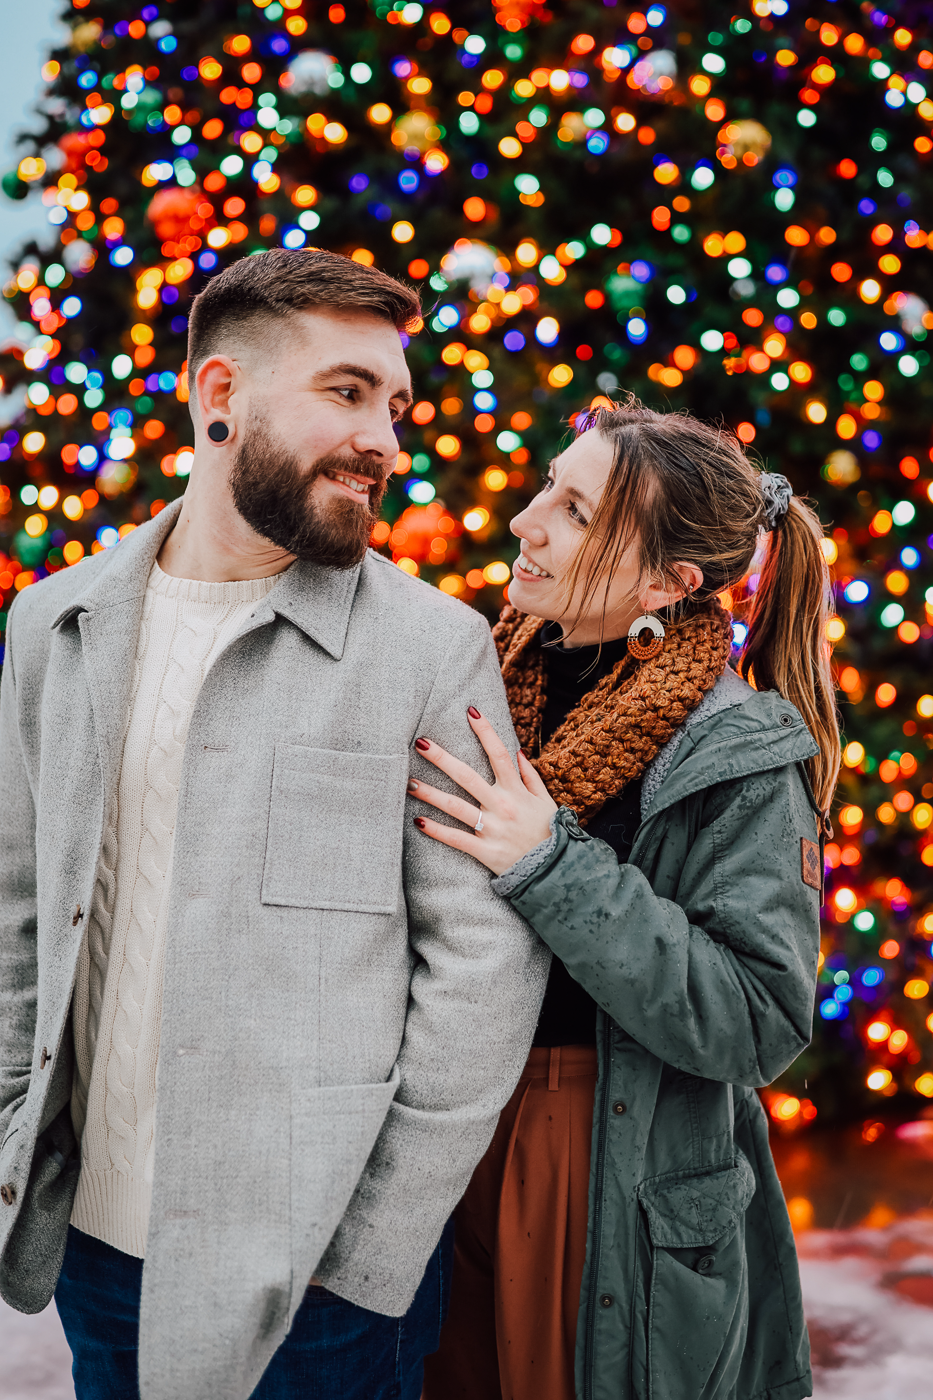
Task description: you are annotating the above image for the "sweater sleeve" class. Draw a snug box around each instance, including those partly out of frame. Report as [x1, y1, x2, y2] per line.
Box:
[503, 768, 821, 1088]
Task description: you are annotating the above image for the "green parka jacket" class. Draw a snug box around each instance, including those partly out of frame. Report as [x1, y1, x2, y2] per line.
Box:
[499, 673, 823, 1400]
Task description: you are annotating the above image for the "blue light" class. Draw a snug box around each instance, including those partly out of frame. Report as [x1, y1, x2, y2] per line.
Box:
[861, 967, 883, 987]
[262, 34, 291, 57]
[772, 167, 797, 188]
[626, 317, 648, 344]
[858, 198, 877, 216]
[96, 526, 119, 549]
[630, 260, 653, 283]
[471, 163, 489, 179]
[731, 621, 748, 647]
[157, 35, 177, 53]
[862, 429, 881, 451]
[181, 66, 198, 81]
[843, 579, 870, 604]
[85, 371, 104, 390]
[60, 296, 82, 318]
[77, 445, 99, 469]
[645, 3, 666, 23]
[504, 330, 525, 351]
[398, 169, 420, 192]
[77, 70, 98, 90]
[885, 89, 905, 109]
[349, 173, 369, 192]
[586, 131, 610, 155]
[282, 226, 306, 248]
[158, 371, 177, 392]
[198, 251, 219, 271]
[436, 305, 460, 329]
[819, 998, 842, 1020]
[473, 390, 497, 412]
[111, 408, 133, 427]
[901, 546, 921, 569]
[879, 330, 905, 353]
[162, 286, 179, 305]
[764, 263, 788, 284]
[110, 246, 134, 267]
[369, 202, 392, 221]
[834, 983, 854, 1003]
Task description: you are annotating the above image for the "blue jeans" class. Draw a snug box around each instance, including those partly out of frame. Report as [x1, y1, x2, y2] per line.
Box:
[55, 1222, 454, 1399]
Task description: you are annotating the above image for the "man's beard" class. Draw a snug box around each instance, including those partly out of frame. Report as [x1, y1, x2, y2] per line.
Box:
[229, 416, 388, 569]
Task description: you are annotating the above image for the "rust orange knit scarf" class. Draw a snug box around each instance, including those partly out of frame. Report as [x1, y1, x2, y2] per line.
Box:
[492, 599, 733, 825]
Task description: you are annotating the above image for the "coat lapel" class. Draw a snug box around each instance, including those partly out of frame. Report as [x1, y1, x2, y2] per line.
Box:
[52, 500, 183, 807]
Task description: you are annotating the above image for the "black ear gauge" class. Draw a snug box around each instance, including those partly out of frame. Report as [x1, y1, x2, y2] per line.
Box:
[207, 421, 230, 443]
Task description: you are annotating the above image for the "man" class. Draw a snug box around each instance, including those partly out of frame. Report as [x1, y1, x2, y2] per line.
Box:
[0, 249, 548, 1400]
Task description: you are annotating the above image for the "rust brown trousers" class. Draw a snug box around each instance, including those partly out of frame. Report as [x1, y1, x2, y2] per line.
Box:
[423, 1044, 597, 1400]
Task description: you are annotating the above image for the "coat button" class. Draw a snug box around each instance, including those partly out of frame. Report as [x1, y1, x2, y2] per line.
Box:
[779, 713, 794, 728]
[599, 1293, 613, 1308]
[72, 905, 84, 928]
[0, 1184, 15, 1206]
[697, 1255, 714, 1273]
[40, 1047, 50, 1069]
[612, 1100, 627, 1116]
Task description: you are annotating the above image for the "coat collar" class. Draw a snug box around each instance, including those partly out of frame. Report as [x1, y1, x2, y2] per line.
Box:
[51, 496, 363, 661]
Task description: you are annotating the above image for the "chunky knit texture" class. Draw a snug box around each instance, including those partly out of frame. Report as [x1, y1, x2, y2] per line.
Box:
[70, 561, 278, 1258]
[493, 600, 733, 825]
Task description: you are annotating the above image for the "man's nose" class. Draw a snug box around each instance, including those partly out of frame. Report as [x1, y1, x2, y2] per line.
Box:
[349, 411, 401, 465]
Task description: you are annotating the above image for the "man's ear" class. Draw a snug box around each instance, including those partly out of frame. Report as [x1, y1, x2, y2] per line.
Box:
[195, 355, 240, 444]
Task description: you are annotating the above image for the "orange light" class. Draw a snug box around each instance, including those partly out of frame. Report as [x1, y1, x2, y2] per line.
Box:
[879, 939, 900, 959]
[876, 683, 897, 708]
[871, 223, 894, 246]
[785, 226, 810, 247]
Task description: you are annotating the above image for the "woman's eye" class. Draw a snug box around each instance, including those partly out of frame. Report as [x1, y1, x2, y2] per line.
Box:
[542, 478, 554, 492]
[569, 502, 588, 526]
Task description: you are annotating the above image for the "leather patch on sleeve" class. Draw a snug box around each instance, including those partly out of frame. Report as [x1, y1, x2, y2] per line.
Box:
[801, 838, 822, 891]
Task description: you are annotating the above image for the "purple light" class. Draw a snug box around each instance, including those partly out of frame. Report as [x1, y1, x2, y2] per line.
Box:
[774, 315, 793, 333]
[504, 330, 525, 351]
[392, 58, 413, 77]
[349, 173, 369, 192]
[861, 429, 881, 451]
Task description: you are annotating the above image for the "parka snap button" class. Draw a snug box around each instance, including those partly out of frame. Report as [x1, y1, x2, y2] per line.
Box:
[40, 1047, 50, 1069]
[779, 713, 794, 728]
[612, 1101, 627, 1116]
[697, 1255, 714, 1273]
[72, 905, 84, 927]
[599, 1293, 613, 1308]
[0, 1184, 15, 1206]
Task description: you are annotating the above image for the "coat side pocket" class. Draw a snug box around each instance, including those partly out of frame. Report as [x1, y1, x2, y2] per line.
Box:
[261, 746, 407, 914]
[637, 1155, 755, 1400]
[289, 1065, 400, 1322]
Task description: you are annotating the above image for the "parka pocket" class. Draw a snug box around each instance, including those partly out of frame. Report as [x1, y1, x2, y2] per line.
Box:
[637, 1155, 755, 1400]
[261, 745, 408, 914]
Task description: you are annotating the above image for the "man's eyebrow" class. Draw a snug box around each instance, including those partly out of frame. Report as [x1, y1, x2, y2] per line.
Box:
[310, 362, 412, 405]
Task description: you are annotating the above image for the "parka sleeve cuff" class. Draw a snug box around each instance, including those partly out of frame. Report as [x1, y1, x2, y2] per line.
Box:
[491, 806, 590, 899]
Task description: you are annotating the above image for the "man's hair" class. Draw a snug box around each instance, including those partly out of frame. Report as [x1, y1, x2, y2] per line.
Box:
[187, 248, 421, 379]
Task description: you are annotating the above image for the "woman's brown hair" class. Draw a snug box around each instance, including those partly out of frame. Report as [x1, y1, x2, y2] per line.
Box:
[563, 395, 840, 814]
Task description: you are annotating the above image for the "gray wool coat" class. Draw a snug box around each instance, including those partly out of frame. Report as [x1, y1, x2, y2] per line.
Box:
[0, 499, 549, 1400]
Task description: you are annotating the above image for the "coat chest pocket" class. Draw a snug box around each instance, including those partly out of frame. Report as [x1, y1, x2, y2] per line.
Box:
[261, 745, 408, 914]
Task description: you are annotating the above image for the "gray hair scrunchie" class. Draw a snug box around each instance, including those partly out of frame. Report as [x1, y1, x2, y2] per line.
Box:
[760, 471, 793, 531]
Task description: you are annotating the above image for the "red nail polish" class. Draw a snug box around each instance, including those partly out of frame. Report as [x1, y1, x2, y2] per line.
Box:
[414, 816, 427, 830]
[467, 706, 481, 719]
[415, 738, 430, 752]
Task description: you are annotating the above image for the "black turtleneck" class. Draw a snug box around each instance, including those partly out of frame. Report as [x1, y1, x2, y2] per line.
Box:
[531, 623, 644, 1048]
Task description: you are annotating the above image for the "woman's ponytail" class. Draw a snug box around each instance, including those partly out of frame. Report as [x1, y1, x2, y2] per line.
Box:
[740, 496, 841, 815]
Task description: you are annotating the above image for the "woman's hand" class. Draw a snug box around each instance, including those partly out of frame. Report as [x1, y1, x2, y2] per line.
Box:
[409, 706, 558, 876]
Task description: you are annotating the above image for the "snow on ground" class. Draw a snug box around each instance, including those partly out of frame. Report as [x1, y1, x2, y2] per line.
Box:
[801, 1213, 933, 1399]
[1, 1294, 74, 1400]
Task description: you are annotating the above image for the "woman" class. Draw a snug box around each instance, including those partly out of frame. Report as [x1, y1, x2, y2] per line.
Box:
[417, 399, 838, 1400]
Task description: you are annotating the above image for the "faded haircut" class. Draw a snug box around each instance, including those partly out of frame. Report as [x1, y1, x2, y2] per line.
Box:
[187, 247, 422, 379]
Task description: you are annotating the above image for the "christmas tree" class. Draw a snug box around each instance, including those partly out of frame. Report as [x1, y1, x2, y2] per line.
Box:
[2, 0, 933, 1126]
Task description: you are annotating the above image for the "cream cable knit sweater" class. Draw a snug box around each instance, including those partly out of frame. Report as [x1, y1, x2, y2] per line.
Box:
[70, 560, 278, 1258]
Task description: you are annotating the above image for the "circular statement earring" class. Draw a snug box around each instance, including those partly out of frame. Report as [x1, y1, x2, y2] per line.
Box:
[627, 612, 665, 661]
[207, 421, 229, 443]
